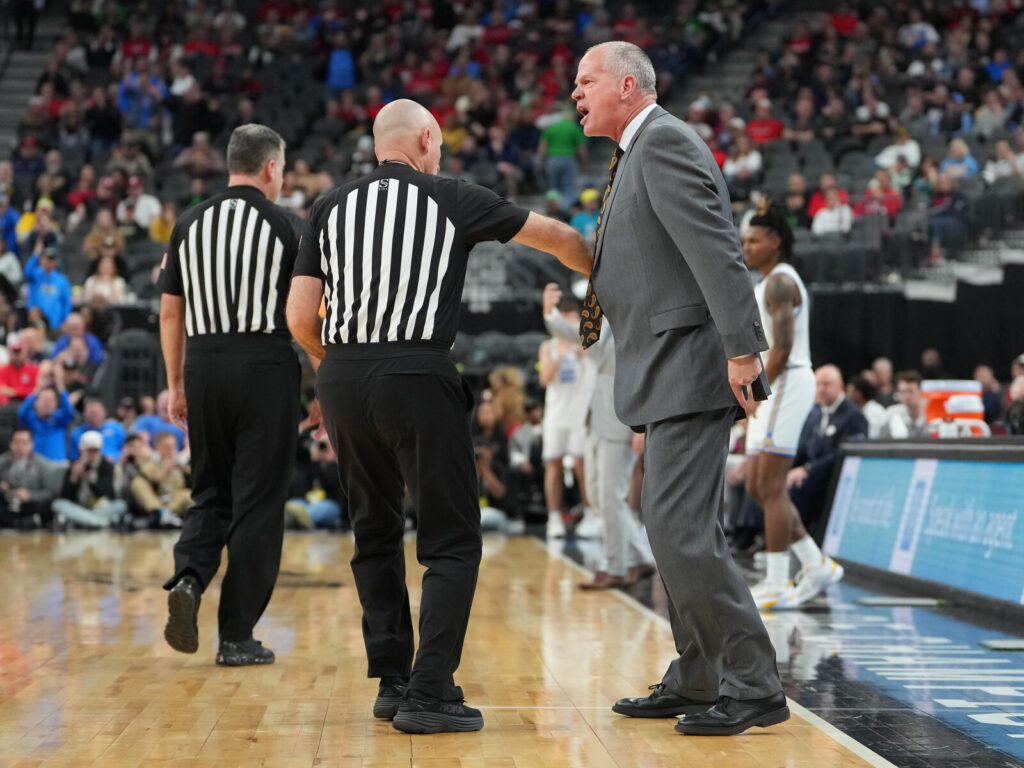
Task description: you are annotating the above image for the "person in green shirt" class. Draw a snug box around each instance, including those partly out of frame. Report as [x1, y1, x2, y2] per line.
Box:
[539, 107, 587, 212]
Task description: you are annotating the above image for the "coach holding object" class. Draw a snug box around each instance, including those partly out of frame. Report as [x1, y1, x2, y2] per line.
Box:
[572, 42, 789, 736]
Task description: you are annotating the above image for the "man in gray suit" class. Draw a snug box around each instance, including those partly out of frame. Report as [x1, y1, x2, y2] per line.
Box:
[572, 41, 789, 736]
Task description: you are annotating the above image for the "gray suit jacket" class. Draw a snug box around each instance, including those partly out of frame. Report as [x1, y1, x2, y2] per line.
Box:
[591, 105, 767, 428]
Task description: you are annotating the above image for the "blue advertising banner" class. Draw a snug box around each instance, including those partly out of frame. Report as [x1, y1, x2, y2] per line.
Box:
[824, 456, 1024, 604]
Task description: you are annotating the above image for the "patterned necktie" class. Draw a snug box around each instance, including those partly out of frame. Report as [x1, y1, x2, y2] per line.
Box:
[579, 147, 624, 348]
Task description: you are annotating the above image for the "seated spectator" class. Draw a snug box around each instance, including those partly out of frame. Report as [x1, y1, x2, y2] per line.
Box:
[854, 170, 904, 220]
[132, 389, 187, 450]
[920, 348, 949, 380]
[982, 140, 1024, 185]
[171, 131, 226, 179]
[847, 375, 888, 438]
[879, 370, 929, 439]
[51, 312, 104, 364]
[83, 255, 126, 305]
[875, 128, 921, 170]
[570, 188, 600, 241]
[746, 98, 784, 145]
[83, 208, 125, 261]
[723, 133, 763, 180]
[472, 400, 510, 514]
[974, 89, 1007, 139]
[974, 365, 1004, 424]
[277, 171, 306, 211]
[890, 155, 915, 193]
[25, 247, 72, 332]
[52, 431, 128, 529]
[18, 381, 74, 461]
[0, 338, 39, 405]
[18, 199, 61, 256]
[939, 138, 978, 179]
[149, 201, 177, 245]
[116, 176, 162, 238]
[811, 188, 853, 235]
[783, 95, 819, 144]
[851, 87, 891, 141]
[0, 429, 58, 528]
[807, 173, 850, 219]
[127, 431, 189, 527]
[926, 173, 967, 247]
[787, 365, 867, 536]
[286, 435, 344, 530]
[70, 398, 125, 461]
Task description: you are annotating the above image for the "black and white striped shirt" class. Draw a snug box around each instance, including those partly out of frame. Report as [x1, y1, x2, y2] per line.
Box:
[160, 185, 300, 338]
[293, 162, 528, 349]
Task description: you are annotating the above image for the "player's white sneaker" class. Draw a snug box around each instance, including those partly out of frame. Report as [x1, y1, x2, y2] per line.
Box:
[574, 512, 603, 540]
[753, 582, 800, 611]
[793, 556, 845, 605]
[546, 515, 566, 539]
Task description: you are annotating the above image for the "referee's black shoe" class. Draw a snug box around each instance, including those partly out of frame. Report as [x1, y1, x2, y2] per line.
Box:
[392, 696, 484, 733]
[164, 575, 201, 654]
[373, 677, 409, 720]
[216, 638, 275, 666]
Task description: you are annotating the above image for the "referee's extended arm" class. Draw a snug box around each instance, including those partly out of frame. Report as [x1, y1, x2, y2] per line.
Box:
[286, 276, 325, 371]
[160, 293, 188, 429]
[513, 212, 593, 277]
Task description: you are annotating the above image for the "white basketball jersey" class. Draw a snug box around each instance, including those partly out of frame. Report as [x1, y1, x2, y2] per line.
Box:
[543, 340, 589, 428]
[753, 262, 812, 370]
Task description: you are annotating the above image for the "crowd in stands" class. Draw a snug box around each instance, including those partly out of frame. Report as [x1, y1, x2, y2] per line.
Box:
[678, 1, 1024, 266]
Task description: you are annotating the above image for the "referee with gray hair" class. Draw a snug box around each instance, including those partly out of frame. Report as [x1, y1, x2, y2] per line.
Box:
[160, 124, 302, 666]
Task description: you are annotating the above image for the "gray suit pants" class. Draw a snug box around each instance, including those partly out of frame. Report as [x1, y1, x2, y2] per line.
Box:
[644, 408, 782, 700]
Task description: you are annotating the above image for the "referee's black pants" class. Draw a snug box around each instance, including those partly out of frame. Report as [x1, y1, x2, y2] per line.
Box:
[164, 334, 299, 643]
[318, 357, 481, 702]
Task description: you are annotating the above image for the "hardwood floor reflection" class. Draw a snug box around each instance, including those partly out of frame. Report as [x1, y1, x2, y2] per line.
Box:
[0, 532, 876, 767]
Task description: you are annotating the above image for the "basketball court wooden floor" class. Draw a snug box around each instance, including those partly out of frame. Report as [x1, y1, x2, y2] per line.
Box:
[0, 532, 892, 767]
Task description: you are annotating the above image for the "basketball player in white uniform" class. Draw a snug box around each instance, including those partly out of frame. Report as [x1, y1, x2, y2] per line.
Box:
[538, 296, 589, 539]
[742, 201, 843, 609]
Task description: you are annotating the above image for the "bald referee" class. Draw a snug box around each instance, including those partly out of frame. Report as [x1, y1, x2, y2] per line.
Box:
[160, 124, 301, 666]
[288, 100, 591, 733]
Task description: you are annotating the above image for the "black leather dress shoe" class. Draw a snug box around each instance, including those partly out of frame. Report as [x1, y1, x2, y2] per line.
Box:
[612, 683, 716, 718]
[674, 692, 790, 735]
[216, 638, 275, 666]
[164, 575, 201, 654]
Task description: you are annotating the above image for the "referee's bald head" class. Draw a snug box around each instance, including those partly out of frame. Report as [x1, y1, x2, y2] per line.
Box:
[373, 99, 442, 175]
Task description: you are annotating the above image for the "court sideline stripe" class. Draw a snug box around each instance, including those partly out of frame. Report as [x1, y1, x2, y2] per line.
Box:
[533, 537, 899, 768]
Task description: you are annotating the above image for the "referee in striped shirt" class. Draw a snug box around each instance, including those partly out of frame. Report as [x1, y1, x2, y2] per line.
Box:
[160, 124, 301, 667]
[287, 100, 591, 733]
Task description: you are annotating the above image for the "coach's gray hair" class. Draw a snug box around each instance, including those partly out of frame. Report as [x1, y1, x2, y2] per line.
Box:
[588, 41, 657, 96]
[226, 124, 285, 176]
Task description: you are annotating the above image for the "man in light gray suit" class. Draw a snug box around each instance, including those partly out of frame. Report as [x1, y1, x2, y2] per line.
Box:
[572, 41, 790, 736]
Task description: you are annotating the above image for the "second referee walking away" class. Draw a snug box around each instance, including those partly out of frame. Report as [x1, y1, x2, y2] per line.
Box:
[287, 99, 592, 734]
[160, 124, 302, 666]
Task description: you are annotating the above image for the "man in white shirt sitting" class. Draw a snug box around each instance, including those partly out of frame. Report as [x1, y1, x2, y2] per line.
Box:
[879, 370, 929, 439]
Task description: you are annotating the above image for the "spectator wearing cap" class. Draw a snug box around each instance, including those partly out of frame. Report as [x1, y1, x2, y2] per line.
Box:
[11, 136, 44, 182]
[542, 190, 570, 223]
[0, 194, 18, 256]
[50, 312, 104, 365]
[18, 379, 74, 462]
[0, 339, 38, 405]
[746, 99, 784, 145]
[70, 398, 125, 461]
[538, 105, 587, 213]
[24, 246, 73, 331]
[115, 176, 162, 236]
[52, 430, 127, 529]
[570, 188, 601, 241]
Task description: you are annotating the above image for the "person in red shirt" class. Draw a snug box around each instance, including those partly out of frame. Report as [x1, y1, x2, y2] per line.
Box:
[746, 99, 784, 145]
[807, 172, 851, 219]
[853, 170, 904, 220]
[831, 4, 859, 37]
[0, 340, 39, 405]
